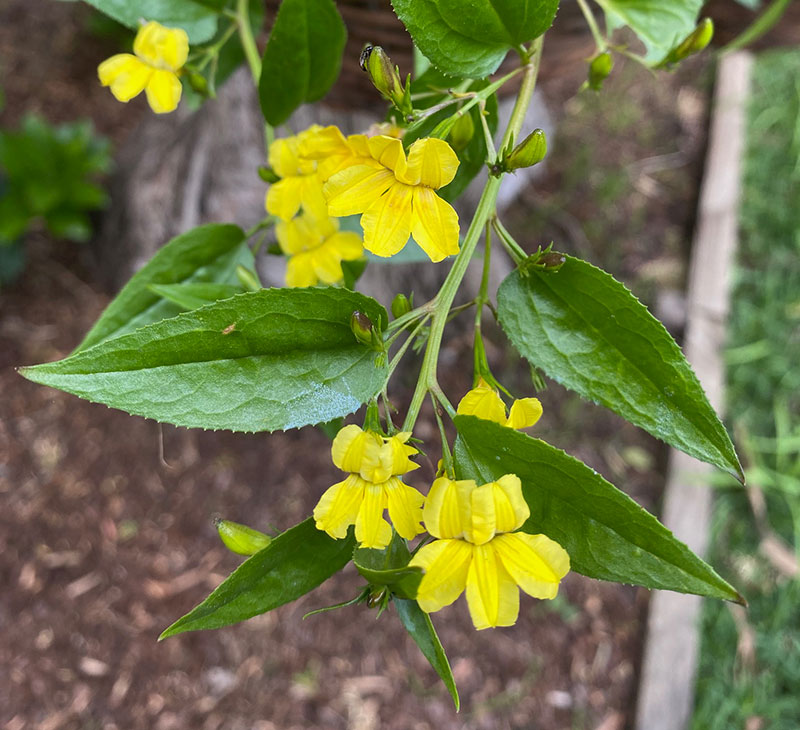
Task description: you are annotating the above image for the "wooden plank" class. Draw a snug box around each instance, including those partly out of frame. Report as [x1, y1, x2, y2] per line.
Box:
[634, 51, 753, 730]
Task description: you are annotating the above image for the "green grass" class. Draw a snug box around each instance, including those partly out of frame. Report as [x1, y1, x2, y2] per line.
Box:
[692, 49, 800, 730]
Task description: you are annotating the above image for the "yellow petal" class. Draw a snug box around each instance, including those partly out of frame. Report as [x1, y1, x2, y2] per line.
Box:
[385, 477, 425, 540]
[299, 175, 329, 220]
[355, 483, 392, 548]
[492, 474, 530, 533]
[362, 182, 414, 258]
[326, 231, 363, 261]
[276, 218, 314, 256]
[410, 187, 460, 262]
[299, 125, 348, 159]
[367, 135, 408, 179]
[380, 434, 419, 477]
[266, 177, 306, 221]
[506, 397, 543, 429]
[465, 543, 519, 629]
[324, 165, 394, 217]
[309, 245, 344, 285]
[313, 473, 364, 539]
[492, 532, 570, 600]
[98, 54, 152, 102]
[268, 137, 301, 179]
[422, 476, 476, 539]
[409, 538, 473, 613]
[331, 425, 381, 474]
[466, 482, 497, 545]
[145, 69, 182, 114]
[456, 382, 508, 425]
[285, 253, 318, 287]
[134, 21, 189, 71]
[402, 138, 459, 188]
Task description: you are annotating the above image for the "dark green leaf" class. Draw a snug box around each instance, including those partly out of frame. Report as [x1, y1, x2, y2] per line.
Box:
[148, 282, 242, 310]
[390, 0, 559, 78]
[497, 258, 742, 479]
[75, 224, 252, 352]
[82, 0, 221, 43]
[594, 0, 704, 62]
[454, 415, 743, 602]
[21, 287, 389, 433]
[160, 519, 355, 637]
[394, 598, 459, 709]
[353, 533, 423, 599]
[258, 0, 347, 125]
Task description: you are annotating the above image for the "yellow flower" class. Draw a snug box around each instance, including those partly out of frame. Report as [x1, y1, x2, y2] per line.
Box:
[322, 135, 460, 262]
[276, 213, 363, 287]
[457, 377, 543, 430]
[313, 425, 424, 549]
[266, 128, 328, 221]
[98, 21, 188, 114]
[410, 475, 569, 630]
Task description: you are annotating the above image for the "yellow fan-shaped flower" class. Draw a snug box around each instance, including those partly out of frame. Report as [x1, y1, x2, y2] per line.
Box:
[266, 128, 329, 221]
[98, 21, 188, 114]
[313, 425, 424, 549]
[276, 214, 363, 287]
[410, 475, 569, 630]
[322, 135, 461, 263]
[457, 377, 543, 430]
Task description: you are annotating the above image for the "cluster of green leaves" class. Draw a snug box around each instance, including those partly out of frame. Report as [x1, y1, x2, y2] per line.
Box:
[0, 115, 111, 245]
[22, 0, 745, 706]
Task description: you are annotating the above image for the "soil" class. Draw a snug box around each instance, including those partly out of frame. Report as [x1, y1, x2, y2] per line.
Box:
[1, 3, 712, 729]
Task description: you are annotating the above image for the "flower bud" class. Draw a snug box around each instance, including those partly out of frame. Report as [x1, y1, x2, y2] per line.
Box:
[215, 518, 272, 556]
[258, 165, 280, 183]
[448, 112, 475, 152]
[505, 129, 547, 171]
[236, 265, 261, 292]
[588, 52, 613, 91]
[660, 19, 714, 67]
[187, 71, 209, 96]
[360, 45, 409, 113]
[391, 293, 412, 319]
[351, 310, 375, 346]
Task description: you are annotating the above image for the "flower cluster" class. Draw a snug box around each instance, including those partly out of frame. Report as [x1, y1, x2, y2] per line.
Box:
[313, 425, 425, 549]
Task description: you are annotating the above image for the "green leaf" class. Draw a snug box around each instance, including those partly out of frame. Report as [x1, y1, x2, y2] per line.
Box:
[81, 0, 221, 43]
[353, 533, 423, 599]
[258, 0, 347, 126]
[454, 415, 743, 603]
[21, 287, 389, 433]
[394, 598, 459, 709]
[390, 0, 559, 78]
[160, 518, 355, 637]
[148, 282, 242, 310]
[594, 0, 704, 62]
[75, 224, 252, 352]
[497, 258, 742, 480]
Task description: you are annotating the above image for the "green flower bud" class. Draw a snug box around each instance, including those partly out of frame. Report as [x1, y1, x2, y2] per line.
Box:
[360, 45, 409, 113]
[391, 293, 412, 319]
[660, 19, 714, 67]
[236, 265, 261, 292]
[588, 52, 613, 91]
[505, 128, 547, 171]
[448, 112, 475, 152]
[215, 518, 272, 556]
[187, 71, 209, 96]
[258, 165, 280, 183]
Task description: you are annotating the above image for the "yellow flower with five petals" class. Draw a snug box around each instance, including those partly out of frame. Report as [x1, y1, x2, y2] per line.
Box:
[322, 135, 460, 262]
[276, 213, 363, 287]
[313, 425, 424, 549]
[266, 128, 328, 221]
[410, 475, 570, 630]
[457, 377, 543, 429]
[98, 21, 188, 114]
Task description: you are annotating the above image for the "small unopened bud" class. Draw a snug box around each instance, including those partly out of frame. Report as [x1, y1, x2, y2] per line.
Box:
[449, 112, 475, 152]
[505, 129, 547, 171]
[537, 252, 566, 270]
[258, 165, 280, 183]
[588, 52, 613, 91]
[367, 586, 389, 608]
[660, 19, 714, 67]
[360, 45, 410, 113]
[236, 265, 261, 291]
[187, 71, 209, 96]
[351, 310, 383, 351]
[215, 518, 272, 556]
[391, 293, 412, 319]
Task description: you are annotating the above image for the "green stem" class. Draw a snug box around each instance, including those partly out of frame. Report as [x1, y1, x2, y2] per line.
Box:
[236, 0, 262, 80]
[401, 41, 543, 432]
[492, 217, 527, 263]
[576, 0, 607, 52]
